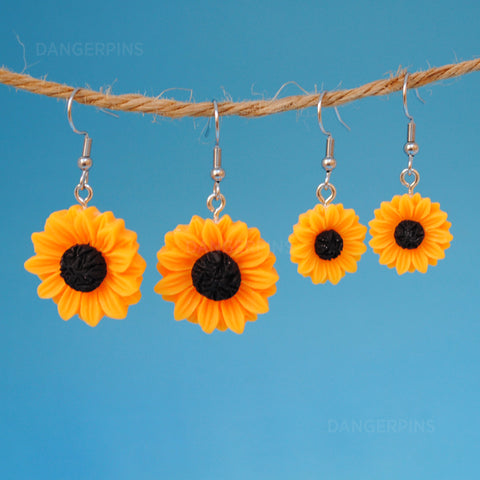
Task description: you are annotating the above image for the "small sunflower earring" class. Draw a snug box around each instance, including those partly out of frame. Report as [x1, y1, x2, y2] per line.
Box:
[289, 93, 367, 285]
[25, 89, 146, 327]
[369, 74, 453, 274]
[154, 101, 278, 334]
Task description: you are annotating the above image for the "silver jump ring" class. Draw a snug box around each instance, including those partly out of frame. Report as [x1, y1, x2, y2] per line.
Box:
[400, 168, 420, 194]
[74, 184, 93, 208]
[207, 192, 226, 222]
[316, 182, 336, 206]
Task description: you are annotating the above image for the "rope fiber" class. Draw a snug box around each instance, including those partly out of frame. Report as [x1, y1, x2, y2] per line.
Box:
[0, 58, 479, 118]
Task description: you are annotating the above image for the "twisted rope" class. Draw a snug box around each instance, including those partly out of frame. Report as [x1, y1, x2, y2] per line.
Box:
[0, 58, 479, 118]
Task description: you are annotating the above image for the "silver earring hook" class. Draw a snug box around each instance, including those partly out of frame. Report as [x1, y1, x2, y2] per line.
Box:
[206, 99, 225, 222]
[400, 73, 422, 195]
[317, 91, 350, 137]
[213, 99, 220, 146]
[67, 88, 89, 136]
[402, 73, 426, 122]
[402, 73, 414, 122]
[67, 88, 94, 208]
[315, 91, 349, 207]
[317, 92, 330, 137]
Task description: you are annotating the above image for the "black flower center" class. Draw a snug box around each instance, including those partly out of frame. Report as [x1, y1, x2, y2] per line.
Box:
[191, 250, 241, 301]
[315, 230, 344, 260]
[60, 244, 107, 292]
[394, 220, 425, 249]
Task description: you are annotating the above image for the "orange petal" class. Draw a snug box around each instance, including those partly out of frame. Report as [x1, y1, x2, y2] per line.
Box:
[325, 204, 340, 227]
[197, 298, 219, 334]
[379, 201, 402, 223]
[45, 214, 77, 246]
[107, 271, 143, 296]
[127, 254, 147, 278]
[57, 287, 81, 320]
[295, 253, 317, 275]
[369, 218, 395, 232]
[173, 286, 202, 321]
[216, 316, 228, 331]
[335, 210, 357, 232]
[123, 290, 142, 306]
[399, 195, 415, 218]
[235, 285, 269, 314]
[217, 215, 233, 236]
[223, 221, 248, 255]
[73, 209, 98, 244]
[369, 234, 394, 249]
[292, 224, 317, 244]
[325, 261, 344, 285]
[80, 290, 104, 327]
[337, 254, 358, 273]
[31, 232, 65, 256]
[241, 268, 279, 289]
[421, 240, 446, 260]
[311, 261, 328, 284]
[309, 207, 327, 233]
[290, 240, 314, 257]
[297, 210, 313, 227]
[378, 243, 399, 265]
[422, 211, 448, 229]
[153, 270, 191, 296]
[37, 273, 67, 299]
[342, 241, 367, 257]
[157, 249, 193, 271]
[174, 230, 206, 257]
[341, 224, 367, 241]
[424, 230, 453, 243]
[95, 218, 127, 253]
[413, 197, 432, 220]
[247, 226, 261, 243]
[189, 215, 207, 236]
[395, 249, 411, 275]
[98, 285, 129, 319]
[411, 250, 429, 273]
[201, 219, 223, 250]
[24, 255, 59, 276]
[221, 299, 246, 334]
[234, 240, 270, 268]
[104, 244, 138, 273]
[259, 283, 277, 298]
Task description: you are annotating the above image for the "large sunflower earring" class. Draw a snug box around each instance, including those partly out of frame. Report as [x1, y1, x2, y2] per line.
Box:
[369, 74, 453, 274]
[289, 93, 367, 285]
[24, 89, 146, 327]
[154, 101, 278, 334]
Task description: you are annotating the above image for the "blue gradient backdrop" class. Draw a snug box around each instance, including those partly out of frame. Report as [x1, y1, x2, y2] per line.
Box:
[1, 1, 479, 479]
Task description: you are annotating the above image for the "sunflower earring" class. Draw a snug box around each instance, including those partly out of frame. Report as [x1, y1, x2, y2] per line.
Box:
[154, 101, 278, 334]
[289, 93, 367, 285]
[24, 89, 146, 327]
[369, 75, 453, 274]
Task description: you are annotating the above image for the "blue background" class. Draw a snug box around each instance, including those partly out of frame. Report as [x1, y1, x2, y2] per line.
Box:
[1, 1, 479, 479]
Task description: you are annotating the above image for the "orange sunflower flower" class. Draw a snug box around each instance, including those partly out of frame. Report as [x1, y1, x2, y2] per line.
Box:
[369, 193, 453, 274]
[24, 205, 146, 326]
[289, 203, 367, 285]
[154, 215, 278, 334]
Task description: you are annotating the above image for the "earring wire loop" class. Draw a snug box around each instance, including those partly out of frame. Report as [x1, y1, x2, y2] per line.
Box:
[67, 88, 89, 137]
[317, 91, 351, 137]
[213, 99, 220, 146]
[402, 73, 414, 122]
